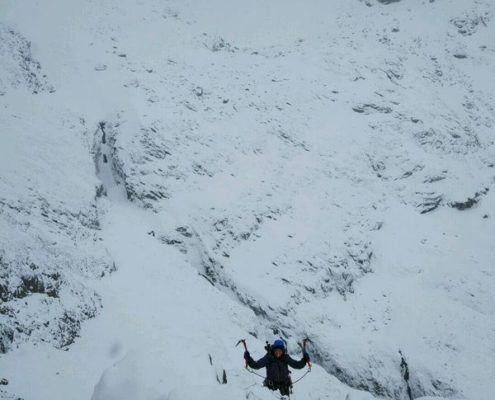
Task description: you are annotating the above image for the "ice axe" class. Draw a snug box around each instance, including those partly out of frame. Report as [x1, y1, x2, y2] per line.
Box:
[298, 338, 313, 369]
[236, 339, 248, 351]
[236, 339, 249, 367]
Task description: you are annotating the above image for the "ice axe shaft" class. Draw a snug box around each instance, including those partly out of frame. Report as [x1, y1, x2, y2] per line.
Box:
[236, 339, 249, 368]
[298, 337, 312, 350]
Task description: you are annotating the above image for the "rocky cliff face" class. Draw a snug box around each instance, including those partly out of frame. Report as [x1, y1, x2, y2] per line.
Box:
[0, 24, 113, 355]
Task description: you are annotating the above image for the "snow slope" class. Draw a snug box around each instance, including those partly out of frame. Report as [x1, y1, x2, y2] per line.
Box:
[1, 0, 494, 399]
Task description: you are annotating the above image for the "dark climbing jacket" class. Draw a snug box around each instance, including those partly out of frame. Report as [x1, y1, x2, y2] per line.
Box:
[245, 351, 308, 385]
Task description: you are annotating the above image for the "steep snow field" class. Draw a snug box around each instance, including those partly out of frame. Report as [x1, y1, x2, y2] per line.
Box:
[1, 0, 495, 399]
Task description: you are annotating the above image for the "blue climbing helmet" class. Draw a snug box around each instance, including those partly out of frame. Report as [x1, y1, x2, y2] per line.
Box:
[272, 339, 285, 350]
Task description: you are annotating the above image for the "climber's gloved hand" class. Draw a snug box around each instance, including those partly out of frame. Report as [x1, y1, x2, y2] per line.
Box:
[244, 351, 251, 361]
[303, 352, 310, 363]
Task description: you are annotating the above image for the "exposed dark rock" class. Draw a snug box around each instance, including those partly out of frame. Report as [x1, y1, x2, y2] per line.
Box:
[398, 165, 424, 180]
[423, 176, 445, 183]
[431, 379, 456, 396]
[346, 241, 373, 274]
[367, 156, 386, 179]
[140, 128, 171, 159]
[192, 86, 204, 97]
[371, 221, 384, 231]
[160, 237, 183, 245]
[419, 194, 443, 214]
[143, 190, 168, 200]
[200, 273, 215, 286]
[450, 197, 477, 210]
[176, 226, 193, 238]
[193, 163, 213, 176]
[384, 69, 402, 82]
[277, 129, 310, 151]
[17, 275, 44, 297]
[96, 184, 105, 198]
[414, 128, 480, 154]
[0, 283, 8, 302]
[0, 326, 14, 353]
[10, 272, 60, 300]
[399, 350, 413, 400]
[449, 188, 489, 210]
[100, 122, 107, 143]
[451, 13, 490, 36]
[353, 104, 392, 114]
[57, 311, 81, 348]
[0, 26, 55, 94]
[205, 37, 237, 53]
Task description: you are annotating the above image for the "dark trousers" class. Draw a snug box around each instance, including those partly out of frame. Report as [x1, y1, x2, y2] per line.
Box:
[264, 378, 292, 396]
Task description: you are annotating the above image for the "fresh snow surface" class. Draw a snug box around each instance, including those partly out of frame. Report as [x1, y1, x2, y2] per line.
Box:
[1, 0, 495, 399]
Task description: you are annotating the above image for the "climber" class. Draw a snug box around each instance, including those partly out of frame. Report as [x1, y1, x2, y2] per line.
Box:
[244, 339, 310, 397]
